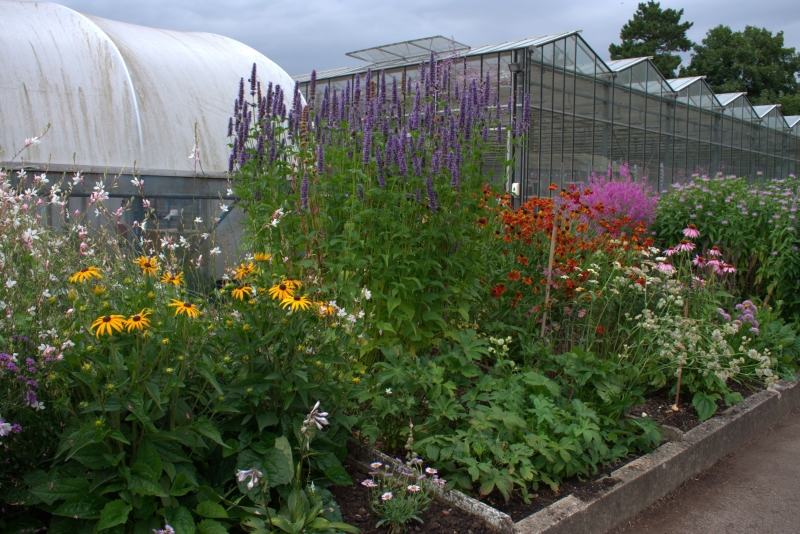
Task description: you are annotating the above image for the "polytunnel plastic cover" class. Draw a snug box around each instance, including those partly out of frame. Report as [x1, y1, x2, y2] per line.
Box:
[0, 0, 296, 177]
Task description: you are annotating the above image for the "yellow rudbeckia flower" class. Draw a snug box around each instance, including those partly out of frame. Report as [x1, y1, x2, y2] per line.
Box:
[124, 309, 151, 332]
[69, 266, 103, 284]
[160, 271, 184, 286]
[168, 299, 201, 318]
[91, 314, 126, 337]
[268, 282, 294, 301]
[281, 294, 312, 311]
[231, 285, 253, 301]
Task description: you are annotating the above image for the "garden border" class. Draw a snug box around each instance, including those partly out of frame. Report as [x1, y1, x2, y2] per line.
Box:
[349, 376, 800, 533]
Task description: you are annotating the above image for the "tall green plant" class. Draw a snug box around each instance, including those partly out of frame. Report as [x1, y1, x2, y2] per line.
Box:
[229, 59, 526, 356]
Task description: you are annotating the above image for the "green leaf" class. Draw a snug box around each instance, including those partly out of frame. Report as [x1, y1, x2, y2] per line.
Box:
[137, 438, 163, 478]
[31, 477, 90, 505]
[197, 519, 229, 534]
[263, 441, 293, 488]
[170, 473, 194, 497]
[52, 492, 109, 519]
[692, 392, 718, 422]
[125, 391, 155, 431]
[323, 465, 352, 486]
[193, 419, 229, 448]
[95, 499, 132, 531]
[256, 412, 279, 432]
[387, 296, 401, 318]
[164, 506, 196, 534]
[128, 474, 168, 498]
[195, 501, 228, 519]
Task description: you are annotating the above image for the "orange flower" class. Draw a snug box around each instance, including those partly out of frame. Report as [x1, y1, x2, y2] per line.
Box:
[477, 217, 488, 228]
[522, 277, 533, 285]
[507, 270, 521, 281]
[548, 184, 558, 191]
[516, 254, 529, 266]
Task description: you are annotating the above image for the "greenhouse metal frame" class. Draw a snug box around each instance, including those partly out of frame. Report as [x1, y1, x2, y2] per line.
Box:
[295, 31, 800, 200]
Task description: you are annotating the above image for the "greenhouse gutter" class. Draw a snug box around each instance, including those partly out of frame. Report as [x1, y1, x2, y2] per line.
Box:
[349, 377, 800, 533]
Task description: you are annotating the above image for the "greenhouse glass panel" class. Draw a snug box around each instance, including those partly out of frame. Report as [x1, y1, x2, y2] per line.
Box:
[565, 35, 577, 72]
[575, 39, 596, 75]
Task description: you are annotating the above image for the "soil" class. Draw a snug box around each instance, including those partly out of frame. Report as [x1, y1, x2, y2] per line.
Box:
[627, 381, 759, 432]
[485, 457, 635, 521]
[331, 460, 496, 534]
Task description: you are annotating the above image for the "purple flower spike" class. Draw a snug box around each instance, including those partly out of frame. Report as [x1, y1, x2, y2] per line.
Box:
[250, 63, 257, 95]
[310, 69, 317, 105]
[300, 172, 309, 209]
[317, 146, 325, 175]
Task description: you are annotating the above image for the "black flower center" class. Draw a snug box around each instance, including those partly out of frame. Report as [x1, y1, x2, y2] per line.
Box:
[103, 316, 111, 322]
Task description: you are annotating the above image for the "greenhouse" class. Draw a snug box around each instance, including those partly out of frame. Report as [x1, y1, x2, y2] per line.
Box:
[0, 0, 296, 275]
[295, 32, 800, 199]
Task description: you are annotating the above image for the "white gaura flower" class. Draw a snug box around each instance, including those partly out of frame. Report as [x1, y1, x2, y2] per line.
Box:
[5, 280, 16, 288]
[209, 247, 221, 256]
[194, 217, 203, 224]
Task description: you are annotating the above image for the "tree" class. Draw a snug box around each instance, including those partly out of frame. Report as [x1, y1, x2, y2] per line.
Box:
[682, 26, 800, 112]
[609, 1, 694, 78]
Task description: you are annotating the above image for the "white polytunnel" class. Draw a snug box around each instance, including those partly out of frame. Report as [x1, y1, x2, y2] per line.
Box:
[0, 0, 297, 277]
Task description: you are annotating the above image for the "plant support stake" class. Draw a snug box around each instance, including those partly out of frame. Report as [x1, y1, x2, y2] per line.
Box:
[540, 216, 558, 339]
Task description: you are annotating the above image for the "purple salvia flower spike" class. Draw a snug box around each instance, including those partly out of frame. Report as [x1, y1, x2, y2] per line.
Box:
[300, 172, 309, 209]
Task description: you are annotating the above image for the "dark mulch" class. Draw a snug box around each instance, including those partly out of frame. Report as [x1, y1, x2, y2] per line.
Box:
[628, 381, 759, 432]
[485, 457, 635, 522]
[330, 460, 496, 534]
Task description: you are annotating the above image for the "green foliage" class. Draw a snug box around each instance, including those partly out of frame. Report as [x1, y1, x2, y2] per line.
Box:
[609, 1, 694, 78]
[355, 335, 661, 501]
[682, 25, 800, 101]
[653, 174, 800, 316]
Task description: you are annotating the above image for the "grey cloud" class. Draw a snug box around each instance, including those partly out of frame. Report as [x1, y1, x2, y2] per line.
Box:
[39, 0, 800, 76]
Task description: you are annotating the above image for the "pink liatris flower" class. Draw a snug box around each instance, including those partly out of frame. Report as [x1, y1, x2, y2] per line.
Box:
[683, 223, 700, 239]
[676, 240, 696, 252]
[657, 260, 674, 273]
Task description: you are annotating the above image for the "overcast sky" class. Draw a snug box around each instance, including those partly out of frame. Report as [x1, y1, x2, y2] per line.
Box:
[47, 0, 800, 77]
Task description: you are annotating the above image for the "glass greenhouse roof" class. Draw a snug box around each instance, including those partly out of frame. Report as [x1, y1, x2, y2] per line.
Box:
[346, 36, 468, 65]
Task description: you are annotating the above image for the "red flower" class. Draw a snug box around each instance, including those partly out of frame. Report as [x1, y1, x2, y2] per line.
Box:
[596, 326, 605, 335]
[516, 254, 529, 266]
[522, 277, 533, 285]
[548, 183, 558, 191]
[508, 270, 521, 281]
[490, 284, 507, 298]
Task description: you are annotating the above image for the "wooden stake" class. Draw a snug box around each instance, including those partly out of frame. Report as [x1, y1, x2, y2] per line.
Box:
[672, 300, 690, 411]
[540, 217, 558, 338]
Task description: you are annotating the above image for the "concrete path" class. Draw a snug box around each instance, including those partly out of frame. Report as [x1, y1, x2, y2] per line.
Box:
[609, 405, 800, 534]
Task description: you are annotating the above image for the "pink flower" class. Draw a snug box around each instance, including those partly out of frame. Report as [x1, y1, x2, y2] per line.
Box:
[657, 261, 674, 273]
[708, 246, 721, 257]
[664, 247, 678, 256]
[692, 255, 706, 267]
[676, 240, 695, 252]
[682, 224, 700, 238]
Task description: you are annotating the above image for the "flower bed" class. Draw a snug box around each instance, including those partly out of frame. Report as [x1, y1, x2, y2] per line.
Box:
[3, 56, 800, 534]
